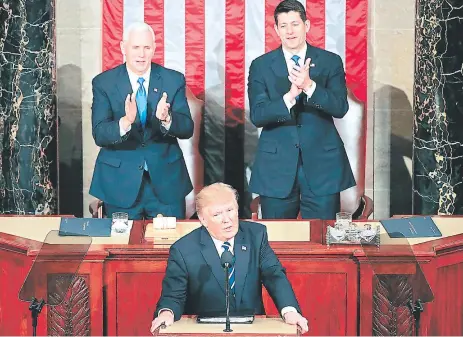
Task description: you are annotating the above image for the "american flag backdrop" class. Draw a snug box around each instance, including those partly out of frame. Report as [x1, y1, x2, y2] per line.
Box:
[101, 0, 368, 217]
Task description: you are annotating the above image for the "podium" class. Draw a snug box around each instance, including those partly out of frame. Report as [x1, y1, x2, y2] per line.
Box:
[3, 216, 463, 335]
[155, 316, 298, 336]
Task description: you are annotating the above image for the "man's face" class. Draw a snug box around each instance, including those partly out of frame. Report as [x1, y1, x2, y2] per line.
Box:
[274, 11, 309, 53]
[200, 198, 239, 242]
[121, 29, 155, 75]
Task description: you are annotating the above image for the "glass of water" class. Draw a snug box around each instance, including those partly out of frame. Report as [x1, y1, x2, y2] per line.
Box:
[112, 212, 129, 234]
[335, 211, 352, 230]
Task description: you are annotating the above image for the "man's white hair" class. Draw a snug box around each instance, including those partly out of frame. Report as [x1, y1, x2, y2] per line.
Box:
[122, 22, 155, 42]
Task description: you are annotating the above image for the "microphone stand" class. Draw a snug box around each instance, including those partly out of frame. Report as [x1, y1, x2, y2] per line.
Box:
[407, 299, 424, 336]
[29, 297, 45, 336]
[224, 262, 232, 332]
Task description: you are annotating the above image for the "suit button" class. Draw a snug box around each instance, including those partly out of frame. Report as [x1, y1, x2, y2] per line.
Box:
[295, 144, 300, 148]
[141, 142, 145, 147]
[297, 124, 302, 128]
[138, 165, 144, 170]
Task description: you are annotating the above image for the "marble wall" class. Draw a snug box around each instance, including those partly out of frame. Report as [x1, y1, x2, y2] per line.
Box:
[413, 0, 463, 215]
[0, 0, 57, 214]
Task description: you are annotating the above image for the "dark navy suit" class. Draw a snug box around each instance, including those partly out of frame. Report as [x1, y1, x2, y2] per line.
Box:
[154, 221, 301, 320]
[89, 63, 193, 219]
[248, 43, 355, 219]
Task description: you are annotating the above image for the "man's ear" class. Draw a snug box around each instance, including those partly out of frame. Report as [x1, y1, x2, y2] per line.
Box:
[120, 41, 125, 55]
[274, 24, 281, 38]
[198, 213, 207, 227]
[305, 20, 310, 34]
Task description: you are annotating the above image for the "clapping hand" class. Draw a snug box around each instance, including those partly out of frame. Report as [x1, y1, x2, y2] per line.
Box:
[156, 92, 171, 123]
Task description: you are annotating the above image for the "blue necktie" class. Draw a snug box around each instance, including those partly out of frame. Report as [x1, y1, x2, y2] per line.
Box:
[222, 242, 235, 296]
[136, 77, 147, 128]
[290, 55, 301, 101]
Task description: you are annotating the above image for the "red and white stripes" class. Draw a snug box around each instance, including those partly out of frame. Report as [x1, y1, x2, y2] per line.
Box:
[101, 0, 368, 203]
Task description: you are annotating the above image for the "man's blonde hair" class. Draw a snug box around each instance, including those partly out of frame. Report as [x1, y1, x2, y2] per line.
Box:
[195, 183, 239, 216]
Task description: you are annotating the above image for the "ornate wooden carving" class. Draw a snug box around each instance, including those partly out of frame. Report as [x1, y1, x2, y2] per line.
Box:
[47, 274, 90, 336]
[372, 275, 414, 336]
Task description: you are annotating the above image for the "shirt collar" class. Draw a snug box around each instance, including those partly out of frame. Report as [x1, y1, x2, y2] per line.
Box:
[282, 43, 307, 65]
[211, 235, 235, 253]
[126, 65, 151, 85]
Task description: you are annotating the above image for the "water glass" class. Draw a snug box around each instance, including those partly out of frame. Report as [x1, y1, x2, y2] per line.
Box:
[112, 212, 129, 234]
[335, 211, 352, 229]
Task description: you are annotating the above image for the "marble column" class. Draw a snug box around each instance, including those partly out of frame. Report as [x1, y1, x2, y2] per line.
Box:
[413, 0, 463, 215]
[0, 0, 57, 214]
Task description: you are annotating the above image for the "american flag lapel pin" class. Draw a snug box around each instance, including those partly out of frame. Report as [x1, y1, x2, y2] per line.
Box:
[242, 245, 246, 251]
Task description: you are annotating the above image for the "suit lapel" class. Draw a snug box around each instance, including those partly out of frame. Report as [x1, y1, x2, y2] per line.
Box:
[116, 64, 133, 103]
[200, 227, 226, 295]
[143, 63, 163, 140]
[116, 64, 143, 140]
[148, 63, 163, 121]
[271, 46, 291, 96]
[234, 225, 250, 308]
[304, 42, 320, 78]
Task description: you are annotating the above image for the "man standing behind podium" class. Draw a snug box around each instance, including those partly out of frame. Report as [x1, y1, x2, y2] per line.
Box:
[248, 0, 355, 220]
[89, 22, 193, 220]
[150, 183, 309, 334]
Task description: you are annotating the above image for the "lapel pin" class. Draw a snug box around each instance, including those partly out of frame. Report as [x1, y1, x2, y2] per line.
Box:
[242, 245, 246, 251]
[153, 88, 158, 92]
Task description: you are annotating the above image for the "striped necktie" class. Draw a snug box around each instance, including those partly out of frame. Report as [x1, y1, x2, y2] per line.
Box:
[222, 242, 235, 296]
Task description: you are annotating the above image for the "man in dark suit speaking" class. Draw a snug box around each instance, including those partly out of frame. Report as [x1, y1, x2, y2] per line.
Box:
[89, 22, 193, 220]
[248, 0, 355, 220]
[150, 183, 309, 334]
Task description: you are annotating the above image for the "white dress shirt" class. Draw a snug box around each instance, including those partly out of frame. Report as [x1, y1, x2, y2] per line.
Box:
[282, 44, 317, 113]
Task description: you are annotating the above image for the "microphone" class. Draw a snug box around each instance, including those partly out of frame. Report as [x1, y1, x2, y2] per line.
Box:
[220, 250, 234, 268]
[220, 250, 234, 332]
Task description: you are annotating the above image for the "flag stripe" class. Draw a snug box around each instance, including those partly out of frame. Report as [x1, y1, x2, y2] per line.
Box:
[245, 0, 265, 142]
[123, 0, 144, 33]
[204, 0, 226, 181]
[306, 0, 326, 48]
[144, 0, 164, 65]
[102, 0, 124, 71]
[345, 0, 367, 102]
[265, 0, 281, 52]
[225, 0, 246, 126]
[185, 0, 205, 98]
[325, 0, 346, 64]
[225, 0, 246, 213]
[164, 0, 186, 74]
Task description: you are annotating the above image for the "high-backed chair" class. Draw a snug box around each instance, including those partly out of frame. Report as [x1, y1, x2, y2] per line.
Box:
[89, 86, 204, 218]
[250, 88, 373, 220]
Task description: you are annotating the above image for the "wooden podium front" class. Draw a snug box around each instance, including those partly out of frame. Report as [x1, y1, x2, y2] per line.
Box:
[1, 216, 463, 335]
[155, 316, 298, 336]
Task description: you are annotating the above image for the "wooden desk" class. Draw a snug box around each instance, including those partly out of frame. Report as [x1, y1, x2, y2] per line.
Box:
[1, 216, 463, 336]
[155, 316, 297, 336]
